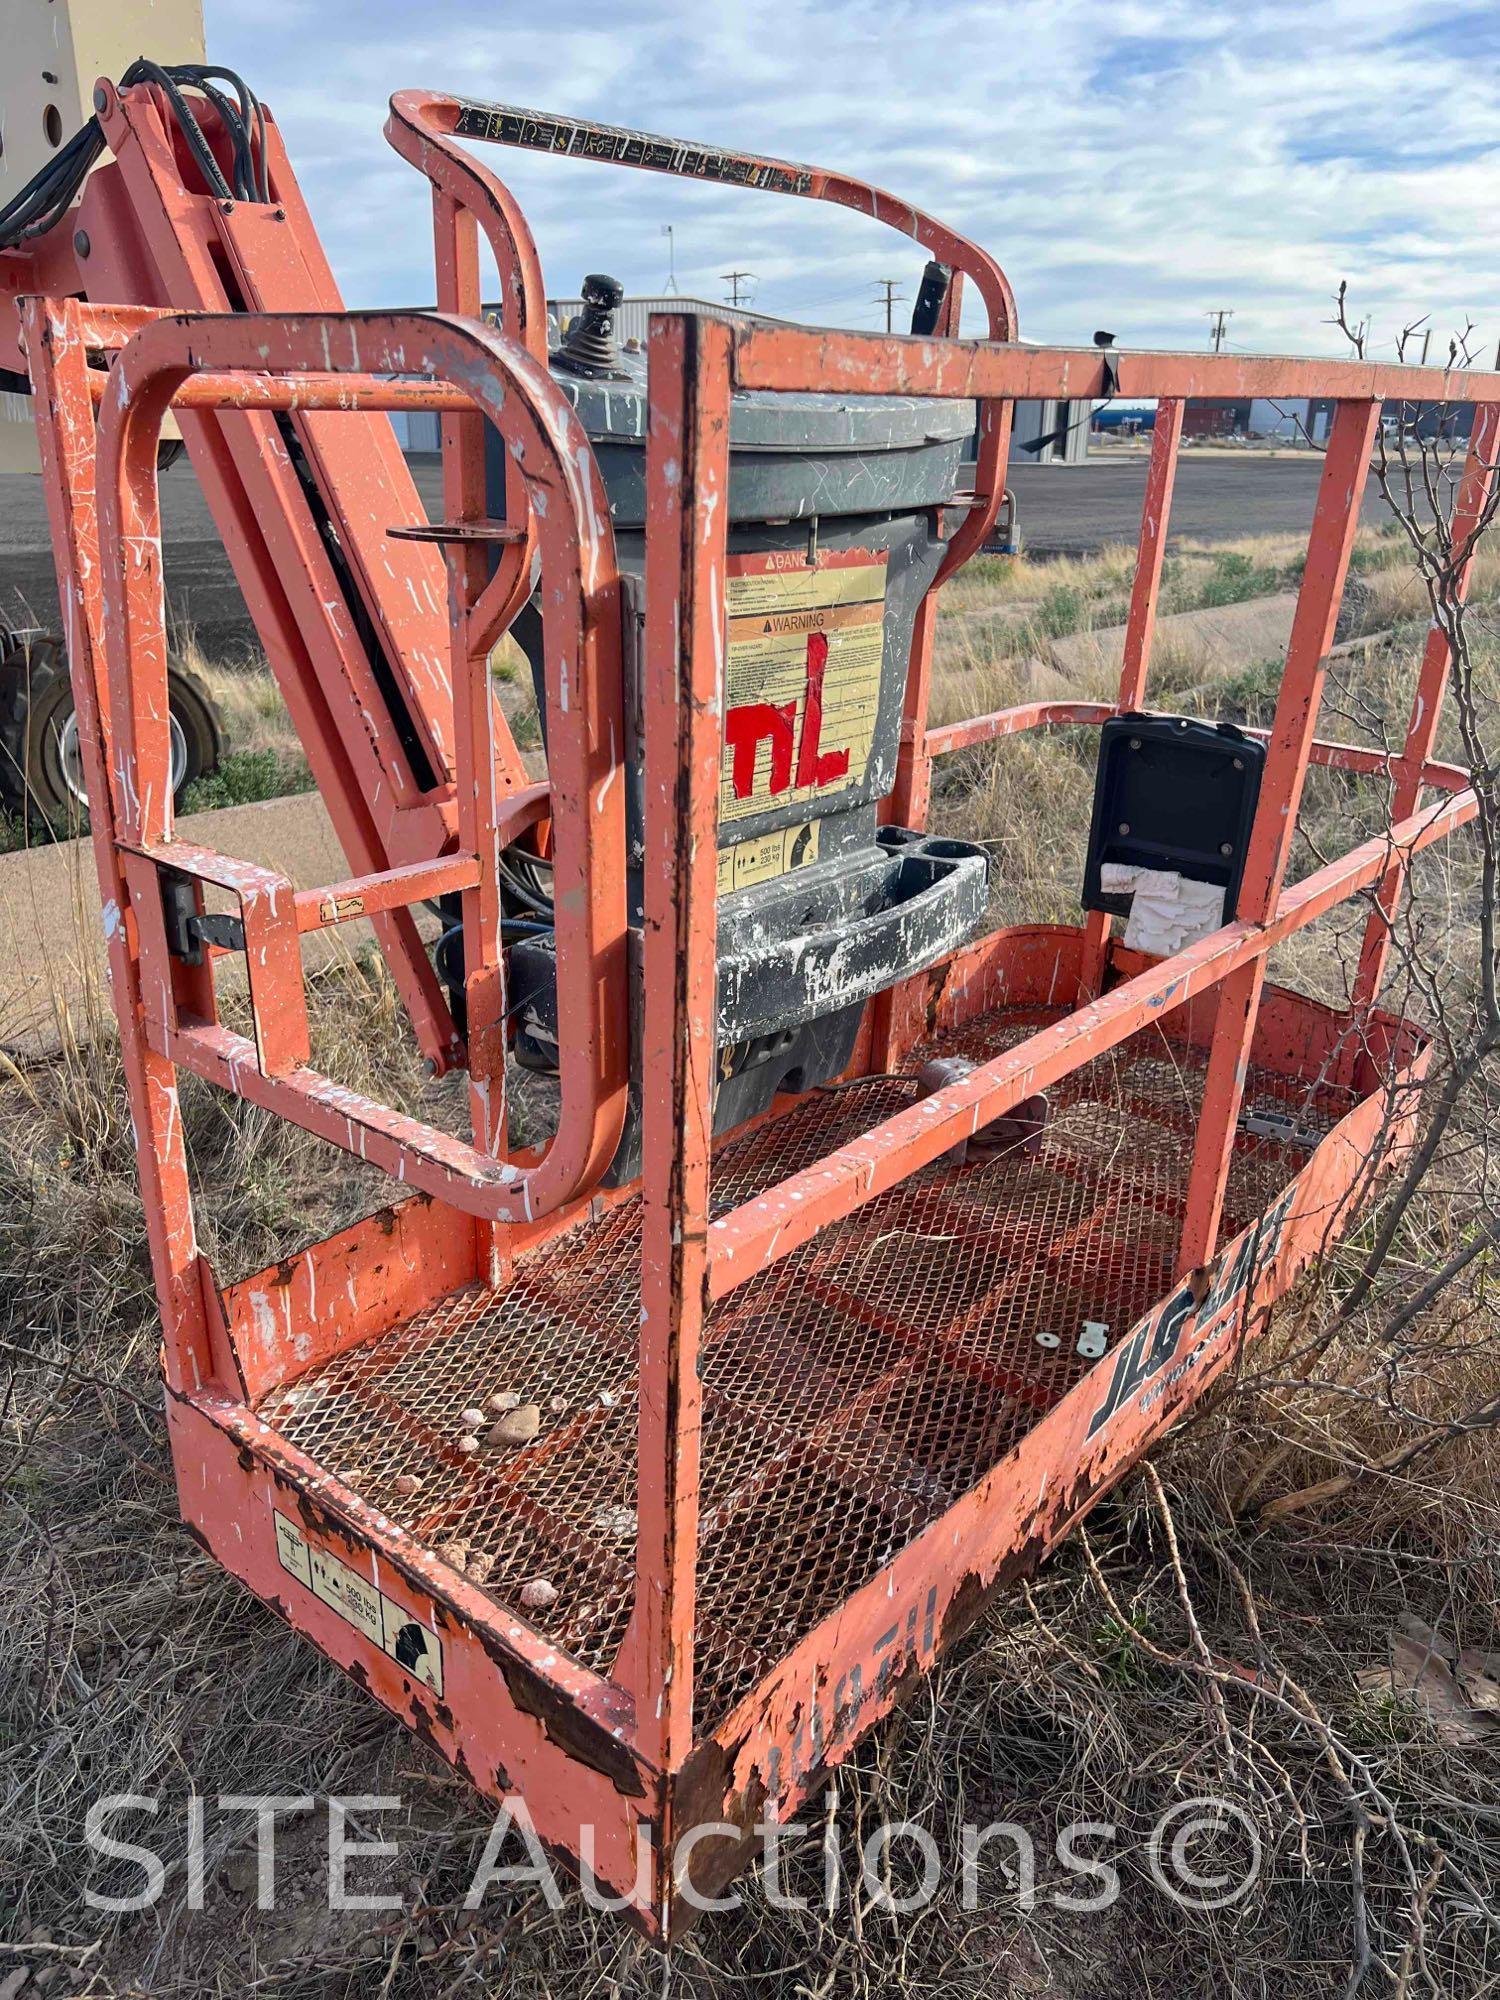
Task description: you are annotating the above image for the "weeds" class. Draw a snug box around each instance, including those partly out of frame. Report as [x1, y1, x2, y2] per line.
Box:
[179, 745, 315, 814]
[1162, 546, 1284, 611]
[2, 523, 1499, 1996]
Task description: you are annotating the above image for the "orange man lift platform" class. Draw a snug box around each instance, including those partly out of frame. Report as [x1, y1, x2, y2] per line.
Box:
[3, 68, 1495, 1937]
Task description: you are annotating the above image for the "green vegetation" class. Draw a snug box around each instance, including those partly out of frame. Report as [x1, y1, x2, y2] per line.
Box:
[178, 745, 314, 814]
[1163, 545, 1285, 611]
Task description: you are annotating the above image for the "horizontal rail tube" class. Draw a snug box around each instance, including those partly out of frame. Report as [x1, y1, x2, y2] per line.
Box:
[707, 785, 1476, 1298]
[289, 785, 548, 933]
[162, 1019, 533, 1218]
[926, 702, 1473, 794]
[926, 700, 1114, 757]
[294, 853, 481, 932]
[86, 369, 482, 412]
[733, 326, 1500, 408]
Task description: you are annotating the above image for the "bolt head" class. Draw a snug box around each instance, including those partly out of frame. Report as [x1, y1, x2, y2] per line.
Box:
[1220, 841, 1234, 856]
[93, 85, 108, 113]
[73, 230, 90, 259]
[1118, 821, 1130, 836]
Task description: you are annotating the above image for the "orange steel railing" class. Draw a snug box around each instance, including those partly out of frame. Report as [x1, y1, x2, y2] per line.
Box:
[27, 298, 629, 1314]
[635, 309, 1498, 1766]
[24, 253, 1500, 1927]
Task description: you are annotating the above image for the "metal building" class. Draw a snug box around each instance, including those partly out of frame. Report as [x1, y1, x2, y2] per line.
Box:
[1006, 395, 1091, 464]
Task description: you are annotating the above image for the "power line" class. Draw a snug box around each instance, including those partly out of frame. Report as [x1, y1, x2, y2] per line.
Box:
[873, 277, 906, 333]
[1206, 308, 1234, 353]
[721, 269, 756, 308]
[774, 286, 878, 319]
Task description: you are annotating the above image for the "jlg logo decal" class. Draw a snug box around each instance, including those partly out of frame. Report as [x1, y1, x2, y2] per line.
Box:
[1085, 1184, 1296, 1440]
[725, 628, 850, 801]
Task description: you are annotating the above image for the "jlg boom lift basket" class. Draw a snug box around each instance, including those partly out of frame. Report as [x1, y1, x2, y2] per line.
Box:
[13, 79, 1499, 1936]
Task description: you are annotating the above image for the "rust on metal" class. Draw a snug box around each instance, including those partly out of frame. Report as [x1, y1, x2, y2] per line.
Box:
[10, 72, 1486, 1941]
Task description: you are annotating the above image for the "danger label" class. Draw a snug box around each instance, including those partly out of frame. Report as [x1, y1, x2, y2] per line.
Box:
[721, 549, 887, 826]
[275, 1512, 444, 1697]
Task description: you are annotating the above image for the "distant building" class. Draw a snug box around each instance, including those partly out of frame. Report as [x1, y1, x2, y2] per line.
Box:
[1380, 399, 1475, 443]
[1182, 399, 1252, 439]
[1090, 402, 1154, 436]
[1248, 398, 1334, 443]
[394, 295, 781, 455]
[1113, 397, 1338, 445]
[1005, 397, 1091, 466]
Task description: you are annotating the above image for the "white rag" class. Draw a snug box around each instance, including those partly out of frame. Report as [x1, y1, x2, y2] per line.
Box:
[1100, 863, 1226, 955]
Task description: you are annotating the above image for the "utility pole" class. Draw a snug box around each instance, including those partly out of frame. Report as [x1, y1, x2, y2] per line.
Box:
[722, 270, 756, 309]
[1206, 308, 1234, 353]
[873, 277, 905, 333]
[661, 223, 679, 296]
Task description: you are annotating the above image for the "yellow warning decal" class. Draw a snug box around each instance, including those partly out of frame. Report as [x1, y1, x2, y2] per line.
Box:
[721, 548, 887, 827]
[275, 1511, 444, 1697]
[717, 820, 821, 895]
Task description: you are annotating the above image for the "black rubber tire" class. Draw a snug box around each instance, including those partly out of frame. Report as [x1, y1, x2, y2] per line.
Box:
[0, 634, 223, 822]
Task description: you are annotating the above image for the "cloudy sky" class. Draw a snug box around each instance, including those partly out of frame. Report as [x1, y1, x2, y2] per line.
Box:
[205, 0, 1500, 361]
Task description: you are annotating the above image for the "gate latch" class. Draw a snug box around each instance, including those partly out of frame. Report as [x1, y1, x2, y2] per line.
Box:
[161, 872, 246, 964]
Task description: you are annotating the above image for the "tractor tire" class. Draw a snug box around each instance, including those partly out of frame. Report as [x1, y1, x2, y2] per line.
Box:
[0, 634, 222, 824]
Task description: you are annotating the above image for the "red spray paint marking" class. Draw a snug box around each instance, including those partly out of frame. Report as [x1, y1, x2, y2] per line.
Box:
[725, 631, 849, 801]
[725, 701, 796, 799]
[795, 630, 850, 789]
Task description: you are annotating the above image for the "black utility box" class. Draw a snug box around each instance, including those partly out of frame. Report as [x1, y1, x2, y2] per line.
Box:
[1083, 713, 1266, 921]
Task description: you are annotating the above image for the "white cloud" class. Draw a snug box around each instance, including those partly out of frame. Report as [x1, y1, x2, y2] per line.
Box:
[204, 0, 1500, 359]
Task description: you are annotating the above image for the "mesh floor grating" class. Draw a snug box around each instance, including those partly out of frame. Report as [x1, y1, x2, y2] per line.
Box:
[260, 1006, 1354, 1729]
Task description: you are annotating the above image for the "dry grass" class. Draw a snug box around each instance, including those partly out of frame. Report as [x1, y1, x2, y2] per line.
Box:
[153, 627, 528, 820]
[178, 631, 542, 802]
[182, 640, 301, 767]
[937, 528, 1393, 678]
[932, 521, 1486, 691]
[3, 564, 1499, 1996]
[1352, 539, 1500, 633]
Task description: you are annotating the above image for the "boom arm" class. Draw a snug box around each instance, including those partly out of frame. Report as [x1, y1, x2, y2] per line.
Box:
[2, 66, 1021, 1083]
[1, 72, 511, 1067]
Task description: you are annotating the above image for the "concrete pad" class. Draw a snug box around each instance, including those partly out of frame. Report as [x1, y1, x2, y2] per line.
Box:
[0, 791, 396, 1059]
[1046, 590, 1300, 682]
